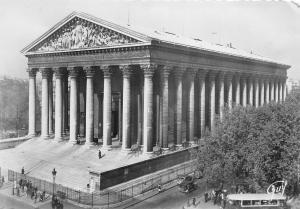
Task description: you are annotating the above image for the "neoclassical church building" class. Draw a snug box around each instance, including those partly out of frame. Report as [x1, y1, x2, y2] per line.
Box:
[21, 12, 290, 154]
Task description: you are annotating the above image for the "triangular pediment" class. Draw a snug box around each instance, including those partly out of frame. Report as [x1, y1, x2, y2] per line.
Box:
[24, 12, 150, 54]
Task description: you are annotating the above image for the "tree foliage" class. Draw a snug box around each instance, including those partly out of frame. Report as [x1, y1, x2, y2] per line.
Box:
[0, 76, 41, 138]
[193, 92, 300, 196]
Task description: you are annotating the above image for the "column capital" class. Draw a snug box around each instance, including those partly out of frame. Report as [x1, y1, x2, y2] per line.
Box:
[40, 68, 52, 78]
[27, 68, 38, 77]
[53, 67, 67, 78]
[208, 71, 218, 81]
[224, 71, 234, 81]
[217, 71, 225, 80]
[140, 64, 157, 77]
[84, 66, 96, 78]
[120, 65, 133, 77]
[186, 67, 197, 78]
[159, 65, 171, 78]
[197, 69, 208, 80]
[102, 65, 113, 77]
[173, 68, 185, 80]
[68, 67, 81, 78]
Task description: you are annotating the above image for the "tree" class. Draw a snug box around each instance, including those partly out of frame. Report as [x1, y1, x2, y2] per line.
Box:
[192, 93, 300, 196]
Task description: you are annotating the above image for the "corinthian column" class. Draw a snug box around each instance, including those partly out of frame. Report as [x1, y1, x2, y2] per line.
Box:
[218, 72, 225, 121]
[278, 79, 282, 103]
[225, 72, 233, 110]
[198, 70, 207, 138]
[265, 78, 270, 104]
[174, 69, 184, 146]
[234, 74, 240, 105]
[274, 78, 278, 102]
[48, 72, 54, 135]
[84, 67, 95, 147]
[187, 68, 197, 142]
[41, 68, 51, 139]
[141, 64, 155, 154]
[161, 66, 170, 148]
[240, 75, 247, 107]
[254, 77, 259, 107]
[69, 67, 80, 144]
[208, 72, 216, 133]
[282, 78, 287, 101]
[54, 68, 66, 141]
[102, 66, 112, 149]
[269, 78, 274, 102]
[27, 68, 38, 137]
[259, 78, 265, 106]
[120, 65, 132, 151]
[247, 76, 253, 106]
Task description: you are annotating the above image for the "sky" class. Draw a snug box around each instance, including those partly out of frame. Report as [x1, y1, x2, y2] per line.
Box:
[0, 0, 299, 80]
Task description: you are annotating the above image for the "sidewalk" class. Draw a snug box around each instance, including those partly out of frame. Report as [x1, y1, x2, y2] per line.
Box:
[0, 182, 50, 209]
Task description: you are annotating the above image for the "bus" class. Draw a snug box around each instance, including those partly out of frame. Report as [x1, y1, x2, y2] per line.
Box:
[226, 193, 289, 209]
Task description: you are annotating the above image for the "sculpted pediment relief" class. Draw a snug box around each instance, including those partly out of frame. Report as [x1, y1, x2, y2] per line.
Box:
[30, 17, 141, 52]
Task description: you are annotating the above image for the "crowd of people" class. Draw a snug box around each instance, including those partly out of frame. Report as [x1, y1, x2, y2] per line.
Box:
[14, 178, 47, 203]
[51, 195, 64, 209]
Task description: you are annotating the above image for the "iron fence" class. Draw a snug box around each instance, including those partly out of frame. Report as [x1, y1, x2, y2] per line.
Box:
[7, 161, 195, 207]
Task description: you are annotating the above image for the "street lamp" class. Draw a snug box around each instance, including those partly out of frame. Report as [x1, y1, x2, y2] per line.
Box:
[52, 168, 57, 196]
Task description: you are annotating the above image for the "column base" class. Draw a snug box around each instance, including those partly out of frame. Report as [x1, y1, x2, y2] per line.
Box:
[102, 145, 112, 151]
[54, 136, 63, 142]
[41, 135, 50, 139]
[84, 141, 94, 148]
[142, 151, 153, 156]
[27, 133, 36, 138]
[68, 140, 77, 145]
[121, 148, 131, 153]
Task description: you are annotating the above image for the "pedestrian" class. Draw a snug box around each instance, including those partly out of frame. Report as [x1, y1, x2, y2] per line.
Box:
[21, 167, 25, 175]
[34, 192, 38, 203]
[157, 184, 162, 192]
[24, 185, 27, 197]
[192, 197, 196, 206]
[98, 149, 102, 159]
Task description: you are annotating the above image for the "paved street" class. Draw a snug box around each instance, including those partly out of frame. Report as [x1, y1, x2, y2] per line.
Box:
[121, 185, 220, 209]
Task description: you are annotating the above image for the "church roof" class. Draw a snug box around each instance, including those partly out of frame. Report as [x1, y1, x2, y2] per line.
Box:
[21, 11, 290, 69]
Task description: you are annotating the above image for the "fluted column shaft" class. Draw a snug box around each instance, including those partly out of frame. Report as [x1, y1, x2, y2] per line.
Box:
[69, 68, 80, 144]
[209, 72, 216, 133]
[225, 73, 233, 110]
[174, 70, 184, 145]
[218, 72, 225, 121]
[121, 65, 132, 150]
[188, 69, 196, 142]
[270, 79, 274, 101]
[265, 79, 270, 104]
[274, 79, 278, 102]
[142, 64, 155, 153]
[48, 73, 54, 135]
[254, 77, 259, 107]
[282, 79, 287, 101]
[28, 69, 37, 137]
[235, 74, 240, 105]
[247, 77, 253, 106]
[54, 68, 65, 140]
[85, 67, 95, 147]
[161, 67, 170, 148]
[102, 67, 112, 149]
[41, 69, 50, 138]
[278, 79, 282, 103]
[260, 78, 265, 106]
[241, 76, 247, 107]
[198, 70, 207, 138]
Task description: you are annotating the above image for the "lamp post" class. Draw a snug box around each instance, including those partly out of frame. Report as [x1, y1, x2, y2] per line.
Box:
[52, 168, 57, 196]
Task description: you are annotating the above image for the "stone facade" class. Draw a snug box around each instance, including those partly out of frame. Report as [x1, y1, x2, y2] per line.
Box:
[23, 12, 290, 154]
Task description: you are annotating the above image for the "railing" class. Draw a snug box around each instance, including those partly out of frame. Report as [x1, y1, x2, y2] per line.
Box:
[7, 161, 195, 207]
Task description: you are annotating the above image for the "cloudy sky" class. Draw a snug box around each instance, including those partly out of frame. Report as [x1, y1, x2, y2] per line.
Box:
[0, 0, 299, 80]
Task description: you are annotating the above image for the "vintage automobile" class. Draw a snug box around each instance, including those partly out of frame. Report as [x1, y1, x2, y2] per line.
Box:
[177, 175, 197, 193]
